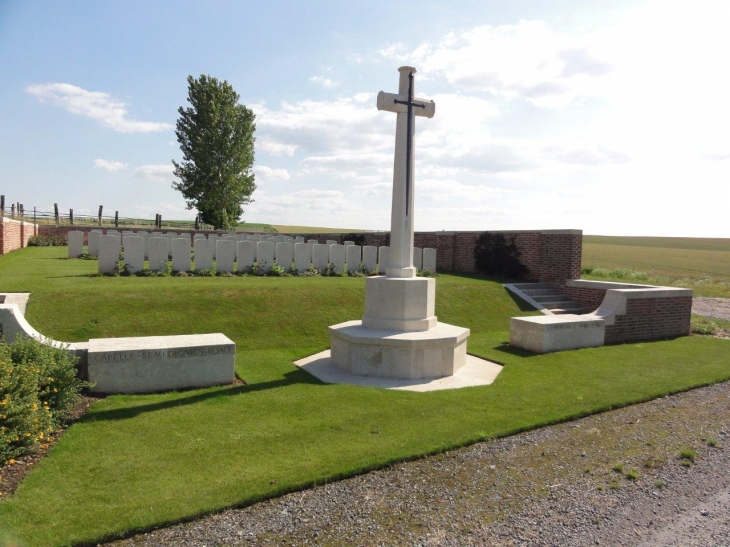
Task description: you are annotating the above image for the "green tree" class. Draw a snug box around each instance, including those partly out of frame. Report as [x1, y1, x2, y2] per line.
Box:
[172, 75, 256, 230]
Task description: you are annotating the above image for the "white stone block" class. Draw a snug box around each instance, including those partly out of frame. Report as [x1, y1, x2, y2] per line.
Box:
[172, 238, 192, 272]
[378, 246, 390, 273]
[88, 230, 102, 257]
[98, 235, 121, 274]
[124, 236, 145, 274]
[148, 237, 169, 272]
[216, 239, 235, 273]
[86, 333, 235, 394]
[423, 248, 437, 273]
[237, 240, 256, 272]
[362, 246, 377, 273]
[346, 245, 362, 274]
[194, 239, 214, 271]
[256, 241, 275, 273]
[312, 243, 329, 272]
[294, 242, 311, 272]
[329, 244, 346, 274]
[509, 315, 605, 354]
[413, 247, 423, 270]
[362, 276, 436, 332]
[67, 230, 83, 258]
[276, 241, 294, 272]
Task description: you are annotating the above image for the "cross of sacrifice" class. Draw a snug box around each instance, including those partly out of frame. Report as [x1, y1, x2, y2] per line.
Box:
[377, 66, 435, 279]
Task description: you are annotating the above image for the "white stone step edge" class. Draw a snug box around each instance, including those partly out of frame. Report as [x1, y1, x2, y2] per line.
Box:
[504, 283, 560, 316]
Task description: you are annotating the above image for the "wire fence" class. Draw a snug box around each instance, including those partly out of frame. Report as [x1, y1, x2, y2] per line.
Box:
[0, 196, 211, 230]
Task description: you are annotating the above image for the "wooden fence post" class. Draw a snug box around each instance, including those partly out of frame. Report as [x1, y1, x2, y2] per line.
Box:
[114, 211, 118, 227]
[70, 209, 74, 225]
[0, 195, 4, 218]
[98, 206, 103, 227]
[11, 204, 15, 218]
[54, 203, 59, 226]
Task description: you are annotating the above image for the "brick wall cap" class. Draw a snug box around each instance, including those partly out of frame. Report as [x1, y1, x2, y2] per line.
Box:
[606, 287, 693, 299]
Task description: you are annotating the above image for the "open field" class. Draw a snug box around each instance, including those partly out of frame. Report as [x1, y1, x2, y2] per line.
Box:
[270, 224, 370, 234]
[582, 235, 730, 297]
[0, 247, 728, 546]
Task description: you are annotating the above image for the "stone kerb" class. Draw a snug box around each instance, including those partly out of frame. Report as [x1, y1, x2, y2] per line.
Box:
[67, 230, 84, 258]
[237, 240, 256, 271]
[312, 244, 328, 272]
[216, 240, 235, 273]
[194, 239, 214, 270]
[256, 241, 275, 273]
[98, 235, 121, 274]
[294, 242, 311, 272]
[123, 236, 145, 274]
[275, 242, 294, 272]
[172, 238, 191, 272]
[148, 237, 169, 272]
[329, 244, 346, 274]
[346, 244, 361, 274]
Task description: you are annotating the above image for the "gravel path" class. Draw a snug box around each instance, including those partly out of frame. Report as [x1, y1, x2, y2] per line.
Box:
[693, 297, 730, 321]
[108, 376, 730, 547]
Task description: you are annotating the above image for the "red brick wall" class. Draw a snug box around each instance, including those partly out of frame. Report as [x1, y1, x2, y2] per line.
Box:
[0, 218, 38, 255]
[604, 296, 692, 344]
[556, 285, 608, 311]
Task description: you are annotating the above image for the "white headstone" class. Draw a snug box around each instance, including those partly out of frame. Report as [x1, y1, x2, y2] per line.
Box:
[237, 240, 256, 272]
[312, 243, 329, 272]
[194, 234, 206, 241]
[124, 236, 145, 274]
[137, 231, 150, 259]
[413, 247, 423, 270]
[362, 245, 377, 273]
[326, 239, 337, 247]
[172, 238, 192, 272]
[148, 237, 169, 272]
[209, 234, 220, 258]
[216, 239, 235, 273]
[295, 236, 305, 243]
[67, 230, 84, 258]
[329, 244, 346, 274]
[346, 244, 361, 274]
[88, 230, 102, 257]
[422, 248, 437, 273]
[247, 234, 261, 242]
[307, 239, 318, 244]
[256, 241, 275, 273]
[277, 235, 286, 242]
[344, 240, 355, 247]
[276, 241, 294, 272]
[294, 242, 311, 272]
[194, 239, 214, 271]
[378, 246, 390, 274]
[121, 231, 135, 248]
[98, 235, 121, 274]
[106, 229, 120, 238]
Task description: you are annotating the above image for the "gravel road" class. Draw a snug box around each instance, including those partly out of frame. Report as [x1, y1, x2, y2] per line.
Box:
[108, 375, 730, 547]
[693, 298, 730, 322]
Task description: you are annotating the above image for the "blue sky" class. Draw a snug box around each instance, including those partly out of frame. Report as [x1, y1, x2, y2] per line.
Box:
[1, 0, 729, 236]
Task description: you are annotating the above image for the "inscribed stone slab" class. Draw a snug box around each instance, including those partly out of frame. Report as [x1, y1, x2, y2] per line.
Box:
[98, 235, 121, 274]
[312, 243, 329, 272]
[423, 248, 437, 273]
[257, 241, 275, 273]
[362, 245, 377, 273]
[276, 241, 294, 272]
[237, 240, 256, 272]
[172, 238, 192, 272]
[216, 240, 235, 273]
[67, 230, 83, 258]
[346, 244, 361, 274]
[294, 242, 311, 272]
[330, 244, 346, 274]
[124, 236, 145, 274]
[378, 246, 390, 274]
[148, 237, 169, 272]
[194, 239, 214, 271]
[413, 247, 423, 270]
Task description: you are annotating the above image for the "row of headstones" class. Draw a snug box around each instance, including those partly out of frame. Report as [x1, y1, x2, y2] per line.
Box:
[66, 230, 437, 275]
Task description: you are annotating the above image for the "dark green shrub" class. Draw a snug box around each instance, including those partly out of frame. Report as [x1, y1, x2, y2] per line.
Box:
[474, 232, 529, 279]
[28, 233, 67, 247]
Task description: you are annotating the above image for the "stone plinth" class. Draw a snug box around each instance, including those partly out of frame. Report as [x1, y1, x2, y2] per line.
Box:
[362, 276, 436, 332]
[329, 320, 469, 380]
[510, 315, 605, 354]
[87, 333, 235, 394]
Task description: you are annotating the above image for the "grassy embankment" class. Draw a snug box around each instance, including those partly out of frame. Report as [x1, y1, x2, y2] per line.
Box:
[0, 246, 727, 546]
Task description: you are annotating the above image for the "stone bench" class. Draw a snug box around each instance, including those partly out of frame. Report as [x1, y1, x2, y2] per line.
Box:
[509, 315, 605, 353]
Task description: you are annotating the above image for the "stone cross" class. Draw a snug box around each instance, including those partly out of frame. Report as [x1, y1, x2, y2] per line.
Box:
[377, 66, 435, 278]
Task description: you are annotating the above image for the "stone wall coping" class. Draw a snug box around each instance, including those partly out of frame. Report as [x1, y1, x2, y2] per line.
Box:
[566, 279, 692, 298]
[1, 217, 36, 227]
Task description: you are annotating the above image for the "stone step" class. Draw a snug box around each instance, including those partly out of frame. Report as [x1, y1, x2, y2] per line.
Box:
[520, 289, 556, 297]
[511, 283, 550, 291]
[551, 307, 590, 315]
[531, 294, 573, 303]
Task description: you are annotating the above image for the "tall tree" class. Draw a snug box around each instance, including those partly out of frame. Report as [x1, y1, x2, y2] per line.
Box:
[172, 75, 256, 230]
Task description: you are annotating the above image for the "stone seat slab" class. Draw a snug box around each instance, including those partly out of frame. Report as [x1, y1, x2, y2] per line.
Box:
[509, 314, 605, 353]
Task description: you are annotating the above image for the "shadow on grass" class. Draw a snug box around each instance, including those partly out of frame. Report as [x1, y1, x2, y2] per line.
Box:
[505, 287, 539, 312]
[80, 368, 322, 423]
[492, 342, 538, 359]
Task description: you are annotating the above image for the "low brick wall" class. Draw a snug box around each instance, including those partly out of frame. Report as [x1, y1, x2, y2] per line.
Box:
[604, 295, 693, 344]
[0, 217, 39, 255]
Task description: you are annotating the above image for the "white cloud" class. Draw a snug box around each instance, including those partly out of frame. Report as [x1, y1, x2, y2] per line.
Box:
[26, 83, 173, 133]
[309, 75, 341, 88]
[134, 164, 176, 183]
[94, 158, 128, 171]
[253, 165, 291, 181]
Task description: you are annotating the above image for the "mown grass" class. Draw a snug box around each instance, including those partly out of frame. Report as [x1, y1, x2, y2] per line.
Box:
[0, 247, 729, 546]
[270, 224, 369, 234]
[582, 235, 730, 297]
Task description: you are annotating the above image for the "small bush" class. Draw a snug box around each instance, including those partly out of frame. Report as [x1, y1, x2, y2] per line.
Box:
[473, 233, 529, 279]
[298, 267, 321, 277]
[679, 448, 697, 462]
[268, 264, 286, 277]
[28, 234, 67, 247]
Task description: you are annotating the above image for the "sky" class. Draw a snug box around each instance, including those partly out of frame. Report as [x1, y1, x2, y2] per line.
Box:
[1, 0, 729, 237]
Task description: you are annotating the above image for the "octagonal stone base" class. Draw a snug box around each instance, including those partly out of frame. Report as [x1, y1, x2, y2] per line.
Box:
[328, 320, 470, 380]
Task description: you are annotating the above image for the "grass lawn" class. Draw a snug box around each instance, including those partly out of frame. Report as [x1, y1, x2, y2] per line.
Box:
[1, 247, 729, 546]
